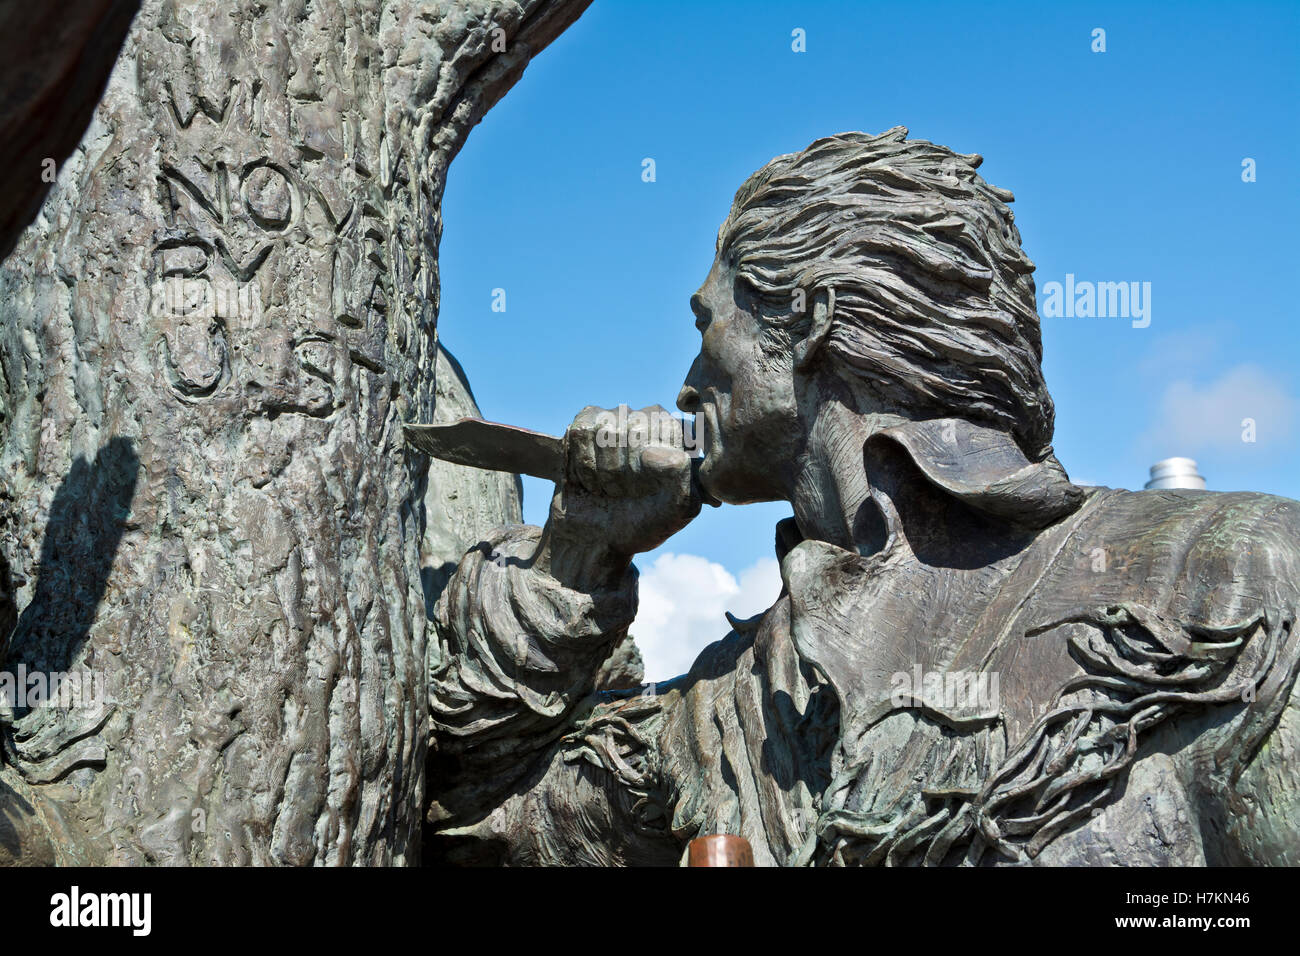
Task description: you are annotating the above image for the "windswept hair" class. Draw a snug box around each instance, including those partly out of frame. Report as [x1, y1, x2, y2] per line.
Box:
[718, 127, 1054, 461]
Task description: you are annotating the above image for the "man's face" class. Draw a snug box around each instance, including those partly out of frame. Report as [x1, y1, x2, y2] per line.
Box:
[676, 253, 802, 504]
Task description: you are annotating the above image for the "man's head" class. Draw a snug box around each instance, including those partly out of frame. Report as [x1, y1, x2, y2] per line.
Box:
[678, 127, 1056, 506]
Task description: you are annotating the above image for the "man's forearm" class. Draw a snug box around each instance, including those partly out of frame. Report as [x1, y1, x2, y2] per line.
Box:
[530, 517, 634, 593]
[428, 523, 638, 763]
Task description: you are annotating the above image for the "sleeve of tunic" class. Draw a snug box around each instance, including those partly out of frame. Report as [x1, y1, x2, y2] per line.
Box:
[425, 523, 678, 864]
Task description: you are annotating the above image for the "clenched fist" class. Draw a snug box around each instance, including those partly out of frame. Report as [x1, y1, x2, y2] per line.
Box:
[532, 405, 713, 591]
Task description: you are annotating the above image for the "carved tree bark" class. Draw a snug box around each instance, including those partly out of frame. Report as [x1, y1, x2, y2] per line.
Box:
[0, 0, 588, 865]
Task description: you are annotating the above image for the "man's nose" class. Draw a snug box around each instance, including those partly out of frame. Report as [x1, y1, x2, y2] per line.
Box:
[677, 383, 700, 414]
[678, 355, 704, 413]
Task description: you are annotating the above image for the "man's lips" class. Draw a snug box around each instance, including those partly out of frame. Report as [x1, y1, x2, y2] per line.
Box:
[689, 404, 722, 507]
[694, 403, 719, 460]
[691, 457, 722, 507]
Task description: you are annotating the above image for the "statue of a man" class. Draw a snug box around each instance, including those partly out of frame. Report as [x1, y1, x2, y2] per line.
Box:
[426, 128, 1300, 866]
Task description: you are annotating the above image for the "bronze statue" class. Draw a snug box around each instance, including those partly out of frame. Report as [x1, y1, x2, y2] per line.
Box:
[424, 128, 1300, 866]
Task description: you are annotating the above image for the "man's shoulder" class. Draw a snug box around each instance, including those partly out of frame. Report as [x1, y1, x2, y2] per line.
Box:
[1086, 486, 1300, 550]
[1074, 487, 1300, 609]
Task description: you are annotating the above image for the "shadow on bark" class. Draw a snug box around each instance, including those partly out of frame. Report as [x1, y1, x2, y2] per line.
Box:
[1, 437, 139, 697]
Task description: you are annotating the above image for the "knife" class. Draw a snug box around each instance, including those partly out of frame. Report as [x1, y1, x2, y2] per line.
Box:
[403, 417, 716, 505]
[404, 418, 565, 482]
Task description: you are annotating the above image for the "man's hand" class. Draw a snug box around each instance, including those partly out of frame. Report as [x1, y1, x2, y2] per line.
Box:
[532, 405, 706, 591]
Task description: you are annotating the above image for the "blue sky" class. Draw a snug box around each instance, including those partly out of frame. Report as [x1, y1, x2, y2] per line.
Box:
[436, 0, 1300, 676]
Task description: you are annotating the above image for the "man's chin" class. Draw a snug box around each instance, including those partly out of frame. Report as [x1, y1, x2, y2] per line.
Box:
[696, 456, 756, 507]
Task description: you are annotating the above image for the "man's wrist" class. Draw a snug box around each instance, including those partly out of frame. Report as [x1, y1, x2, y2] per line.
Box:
[531, 521, 631, 593]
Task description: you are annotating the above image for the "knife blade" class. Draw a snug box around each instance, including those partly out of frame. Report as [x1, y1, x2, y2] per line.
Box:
[403, 418, 565, 482]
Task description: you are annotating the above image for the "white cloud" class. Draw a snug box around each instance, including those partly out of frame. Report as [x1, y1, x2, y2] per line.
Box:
[632, 553, 782, 681]
[1144, 364, 1297, 455]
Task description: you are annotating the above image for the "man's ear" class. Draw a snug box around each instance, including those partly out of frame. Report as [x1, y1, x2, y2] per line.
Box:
[794, 285, 835, 373]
